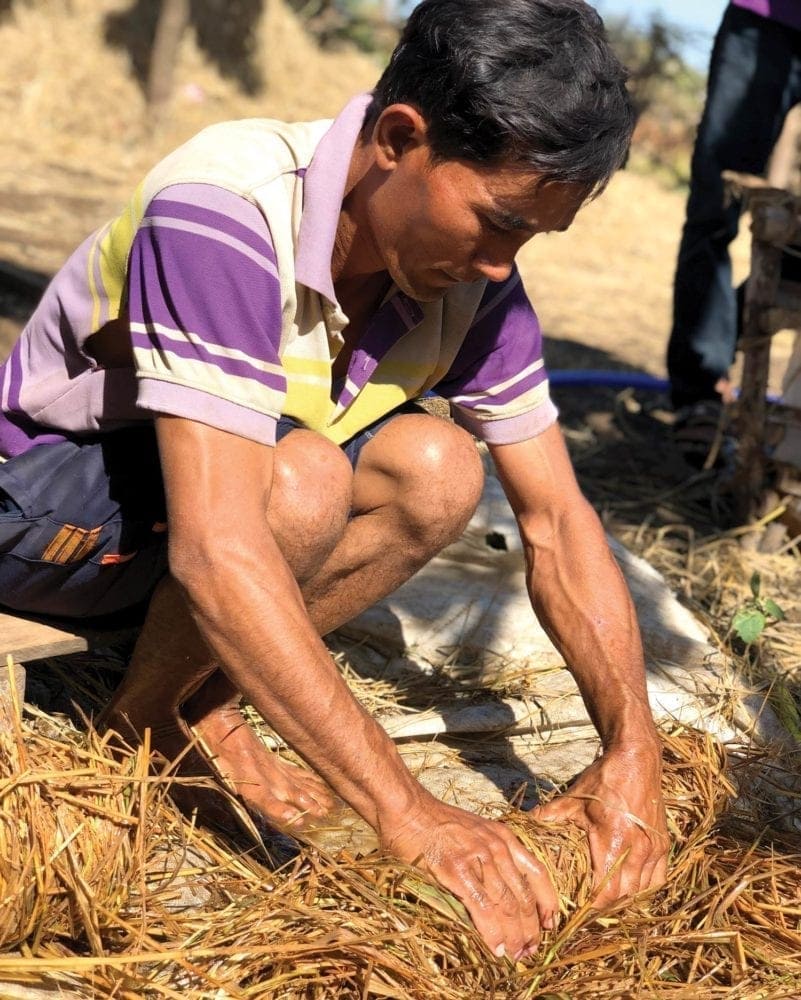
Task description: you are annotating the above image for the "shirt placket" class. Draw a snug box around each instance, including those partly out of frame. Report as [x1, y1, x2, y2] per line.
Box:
[328, 293, 424, 424]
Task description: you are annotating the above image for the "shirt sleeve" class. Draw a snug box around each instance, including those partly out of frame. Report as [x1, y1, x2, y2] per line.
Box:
[434, 267, 558, 444]
[127, 182, 286, 446]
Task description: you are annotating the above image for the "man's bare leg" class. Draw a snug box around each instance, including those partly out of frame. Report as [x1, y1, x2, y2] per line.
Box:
[302, 411, 485, 632]
[98, 576, 339, 829]
[101, 415, 483, 829]
[98, 428, 353, 827]
[183, 414, 484, 824]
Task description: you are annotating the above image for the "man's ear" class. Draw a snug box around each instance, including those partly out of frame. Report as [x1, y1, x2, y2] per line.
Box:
[372, 104, 430, 171]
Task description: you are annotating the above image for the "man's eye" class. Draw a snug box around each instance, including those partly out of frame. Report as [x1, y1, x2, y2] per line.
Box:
[483, 217, 509, 234]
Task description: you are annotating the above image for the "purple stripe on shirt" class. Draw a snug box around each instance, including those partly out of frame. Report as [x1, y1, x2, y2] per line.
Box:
[6, 341, 23, 414]
[456, 363, 548, 409]
[344, 293, 420, 391]
[731, 0, 801, 31]
[131, 328, 287, 392]
[145, 190, 276, 262]
[391, 294, 424, 328]
[160, 182, 266, 217]
[337, 384, 356, 408]
[470, 270, 521, 327]
[128, 221, 283, 364]
[436, 271, 546, 404]
[0, 409, 69, 459]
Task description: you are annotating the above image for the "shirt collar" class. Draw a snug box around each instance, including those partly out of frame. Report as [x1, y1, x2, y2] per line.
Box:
[295, 93, 373, 303]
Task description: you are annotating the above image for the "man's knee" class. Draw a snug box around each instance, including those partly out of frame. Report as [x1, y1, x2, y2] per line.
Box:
[358, 413, 484, 554]
[269, 429, 353, 578]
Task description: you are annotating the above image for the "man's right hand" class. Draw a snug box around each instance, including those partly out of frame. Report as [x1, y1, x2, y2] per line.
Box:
[383, 799, 558, 961]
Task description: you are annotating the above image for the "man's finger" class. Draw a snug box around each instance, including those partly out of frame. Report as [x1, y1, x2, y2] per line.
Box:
[640, 845, 668, 894]
[434, 823, 560, 960]
[637, 856, 659, 895]
[586, 825, 632, 907]
[588, 824, 664, 906]
[653, 849, 669, 887]
[529, 795, 582, 826]
[438, 853, 538, 961]
[498, 832, 559, 927]
[590, 861, 624, 909]
[490, 832, 559, 938]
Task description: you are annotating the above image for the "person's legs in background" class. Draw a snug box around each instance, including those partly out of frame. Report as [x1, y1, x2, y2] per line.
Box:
[668, 6, 801, 460]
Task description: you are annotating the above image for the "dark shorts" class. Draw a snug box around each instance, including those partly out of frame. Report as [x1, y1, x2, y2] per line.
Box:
[0, 405, 422, 621]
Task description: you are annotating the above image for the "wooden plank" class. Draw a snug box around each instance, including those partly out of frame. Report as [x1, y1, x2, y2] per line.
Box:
[0, 611, 136, 663]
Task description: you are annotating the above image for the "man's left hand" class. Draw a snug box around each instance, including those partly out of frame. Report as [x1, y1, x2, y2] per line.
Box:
[529, 743, 668, 907]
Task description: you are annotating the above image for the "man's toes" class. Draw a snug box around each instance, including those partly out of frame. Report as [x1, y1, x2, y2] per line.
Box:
[270, 787, 330, 824]
[277, 806, 311, 828]
[293, 787, 332, 817]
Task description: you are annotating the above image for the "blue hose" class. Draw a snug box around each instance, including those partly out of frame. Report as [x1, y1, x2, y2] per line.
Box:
[549, 370, 669, 392]
[549, 369, 782, 403]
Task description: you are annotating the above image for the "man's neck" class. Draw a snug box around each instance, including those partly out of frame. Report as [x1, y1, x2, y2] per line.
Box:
[332, 140, 384, 285]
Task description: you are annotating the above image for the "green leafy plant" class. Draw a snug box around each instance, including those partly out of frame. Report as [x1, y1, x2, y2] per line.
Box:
[730, 571, 786, 645]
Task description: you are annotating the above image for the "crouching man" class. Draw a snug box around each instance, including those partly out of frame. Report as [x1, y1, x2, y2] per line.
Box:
[0, 0, 667, 961]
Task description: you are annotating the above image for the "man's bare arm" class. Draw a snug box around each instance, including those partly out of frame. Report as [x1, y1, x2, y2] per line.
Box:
[489, 423, 668, 905]
[155, 414, 557, 959]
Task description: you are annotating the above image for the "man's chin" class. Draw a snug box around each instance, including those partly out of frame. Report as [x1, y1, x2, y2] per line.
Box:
[397, 276, 453, 302]
[410, 288, 450, 303]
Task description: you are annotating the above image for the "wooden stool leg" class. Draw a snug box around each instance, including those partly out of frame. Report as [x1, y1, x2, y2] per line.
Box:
[0, 657, 26, 728]
[734, 237, 783, 522]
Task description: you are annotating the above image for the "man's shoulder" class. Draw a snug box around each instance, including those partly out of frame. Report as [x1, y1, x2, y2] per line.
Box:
[142, 116, 334, 202]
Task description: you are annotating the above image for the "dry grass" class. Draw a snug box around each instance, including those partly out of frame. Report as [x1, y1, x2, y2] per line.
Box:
[0, 668, 799, 999]
[0, 0, 381, 280]
[0, 0, 379, 161]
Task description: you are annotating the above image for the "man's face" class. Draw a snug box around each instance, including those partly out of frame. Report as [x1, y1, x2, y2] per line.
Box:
[365, 143, 589, 301]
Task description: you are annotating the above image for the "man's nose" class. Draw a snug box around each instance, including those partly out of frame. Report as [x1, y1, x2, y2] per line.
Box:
[471, 254, 515, 284]
[471, 236, 520, 283]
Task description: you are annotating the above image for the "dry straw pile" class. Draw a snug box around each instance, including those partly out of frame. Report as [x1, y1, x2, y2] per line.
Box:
[0, 661, 799, 999]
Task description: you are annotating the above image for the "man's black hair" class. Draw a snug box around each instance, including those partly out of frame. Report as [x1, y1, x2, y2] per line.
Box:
[364, 0, 635, 195]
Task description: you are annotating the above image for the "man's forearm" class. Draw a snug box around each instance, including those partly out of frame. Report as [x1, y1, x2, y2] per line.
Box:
[490, 427, 668, 900]
[522, 498, 658, 751]
[174, 532, 428, 835]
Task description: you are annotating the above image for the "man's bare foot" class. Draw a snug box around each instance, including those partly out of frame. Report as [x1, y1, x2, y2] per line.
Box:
[98, 697, 334, 833]
[96, 704, 267, 846]
[186, 702, 335, 830]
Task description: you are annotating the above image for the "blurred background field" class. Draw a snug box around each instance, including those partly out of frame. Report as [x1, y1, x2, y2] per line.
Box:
[0, 0, 767, 391]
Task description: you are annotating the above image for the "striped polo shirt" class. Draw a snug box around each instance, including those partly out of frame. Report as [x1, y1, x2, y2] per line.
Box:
[0, 95, 556, 460]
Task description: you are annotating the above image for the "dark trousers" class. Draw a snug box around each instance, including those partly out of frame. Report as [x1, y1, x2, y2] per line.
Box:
[0, 405, 421, 621]
[668, 5, 801, 409]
